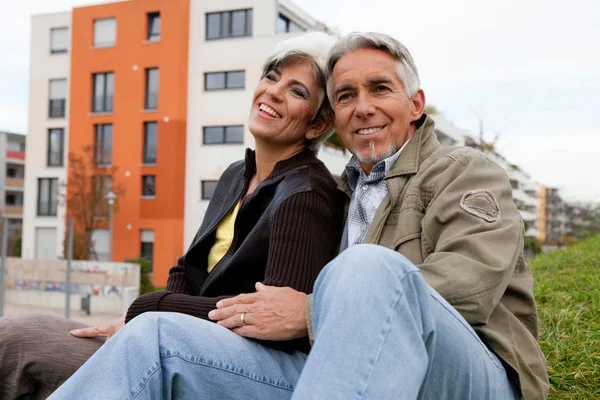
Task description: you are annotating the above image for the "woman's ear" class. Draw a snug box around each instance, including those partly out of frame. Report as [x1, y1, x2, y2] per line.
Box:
[305, 116, 333, 140]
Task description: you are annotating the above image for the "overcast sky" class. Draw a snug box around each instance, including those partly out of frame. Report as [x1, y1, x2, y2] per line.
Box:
[1, 0, 598, 201]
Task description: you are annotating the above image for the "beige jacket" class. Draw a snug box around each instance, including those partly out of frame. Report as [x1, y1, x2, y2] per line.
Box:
[306, 115, 549, 400]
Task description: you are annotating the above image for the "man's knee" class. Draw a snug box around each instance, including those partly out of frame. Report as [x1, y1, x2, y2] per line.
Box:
[319, 244, 418, 287]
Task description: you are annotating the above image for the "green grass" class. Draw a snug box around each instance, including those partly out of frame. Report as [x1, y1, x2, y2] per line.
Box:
[531, 235, 600, 399]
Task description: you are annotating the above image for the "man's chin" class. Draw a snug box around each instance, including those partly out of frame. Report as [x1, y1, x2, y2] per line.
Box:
[352, 144, 398, 166]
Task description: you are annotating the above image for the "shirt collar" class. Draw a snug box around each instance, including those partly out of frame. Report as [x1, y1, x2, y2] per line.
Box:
[345, 139, 411, 191]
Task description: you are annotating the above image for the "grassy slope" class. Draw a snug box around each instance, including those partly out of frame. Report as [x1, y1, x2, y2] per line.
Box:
[531, 235, 600, 399]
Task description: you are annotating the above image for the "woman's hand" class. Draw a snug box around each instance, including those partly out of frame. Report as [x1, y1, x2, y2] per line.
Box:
[70, 315, 126, 341]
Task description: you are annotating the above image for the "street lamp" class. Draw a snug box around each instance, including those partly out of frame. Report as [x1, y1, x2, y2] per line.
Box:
[105, 191, 117, 261]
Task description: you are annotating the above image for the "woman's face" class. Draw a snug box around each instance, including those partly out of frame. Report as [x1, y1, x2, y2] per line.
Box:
[249, 59, 324, 148]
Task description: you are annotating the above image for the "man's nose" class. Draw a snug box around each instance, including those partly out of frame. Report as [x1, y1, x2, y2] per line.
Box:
[354, 91, 375, 119]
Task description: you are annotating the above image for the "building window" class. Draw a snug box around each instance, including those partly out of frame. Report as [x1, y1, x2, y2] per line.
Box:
[206, 9, 252, 40]
[201, 180, 218, 200]
[37, 178, 58, 216]
[142, 175, 156, 197]
[47, 128, 64, 167]
[5, 193, 24, 206]
[92, 72, 114, 113]
[50, 27, 68, 54]
[203, 125, 243, 144]
[95, 124, 113, 166]
[140, 230, 154, 274]
[143, 122, 158, 164]
[510, 179, 519, 190]
[205, 71, 245, 90]
[276, 14, 306, 33]
[48, 79, 67, 118]
[147, 12, 161, 42]
[93, 18, 116, 48]
[145, 68, 159, 110]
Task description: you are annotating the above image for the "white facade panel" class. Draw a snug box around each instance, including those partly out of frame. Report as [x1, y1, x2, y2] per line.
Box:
[22, 12, 72, 260]
[35, 227, 58, 260]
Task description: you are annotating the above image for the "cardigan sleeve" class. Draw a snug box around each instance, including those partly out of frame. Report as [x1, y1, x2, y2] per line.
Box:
[263, 190, 341, 294]
[126, 191, 341, 325]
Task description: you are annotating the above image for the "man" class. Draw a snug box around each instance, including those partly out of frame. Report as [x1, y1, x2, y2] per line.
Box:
[50, 32, 549, 400]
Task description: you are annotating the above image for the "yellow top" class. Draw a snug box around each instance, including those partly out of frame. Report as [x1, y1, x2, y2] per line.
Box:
[206, 201, 241, 273]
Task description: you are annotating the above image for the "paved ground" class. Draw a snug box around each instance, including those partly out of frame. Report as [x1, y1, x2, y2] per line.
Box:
[2, 303, 120, 326]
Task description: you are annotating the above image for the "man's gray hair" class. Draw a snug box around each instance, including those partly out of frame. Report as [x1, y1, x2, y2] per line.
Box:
[326, 32, 421, 108]
[261, 32, 338, 153]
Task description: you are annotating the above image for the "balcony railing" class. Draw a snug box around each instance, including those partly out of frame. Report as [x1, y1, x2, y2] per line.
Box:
[3, 205, 23, 215]
[49, 99, 66, 118]
[5, 177, 24, 188]
[6, 151, 25, 161]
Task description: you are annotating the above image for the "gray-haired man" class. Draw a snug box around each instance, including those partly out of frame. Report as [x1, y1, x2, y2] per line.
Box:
[49, 32, 549, 400]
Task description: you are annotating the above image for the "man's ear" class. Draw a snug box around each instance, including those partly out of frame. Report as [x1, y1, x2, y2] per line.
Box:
[410, 89, 426, 123]
[305, 116, 333, 140]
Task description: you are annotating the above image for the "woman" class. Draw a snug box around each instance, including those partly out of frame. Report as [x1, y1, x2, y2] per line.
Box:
[0, 32, 343, 399]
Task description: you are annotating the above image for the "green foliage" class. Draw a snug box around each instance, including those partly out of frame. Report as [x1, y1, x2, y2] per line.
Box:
[530, 235, 600, 398]
[424, 104, 440, 115]
[325, 132, 345, 150]
[12, 236, 22, 257]
[524, 237, 542, 256]
[126, 257, 155, 295]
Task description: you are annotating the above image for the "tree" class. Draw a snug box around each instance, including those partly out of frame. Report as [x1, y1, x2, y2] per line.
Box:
[61, 145, 125, 260]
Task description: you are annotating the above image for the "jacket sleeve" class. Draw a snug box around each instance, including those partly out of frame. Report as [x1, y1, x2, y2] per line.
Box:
[126, 191, 341, 324]
[263, 190, 341, 294]
[418, 150, 523, 326]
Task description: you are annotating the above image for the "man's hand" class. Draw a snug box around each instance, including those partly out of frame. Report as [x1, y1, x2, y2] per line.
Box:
[70, 315, 126, 341]
[208, 282, 308, 341]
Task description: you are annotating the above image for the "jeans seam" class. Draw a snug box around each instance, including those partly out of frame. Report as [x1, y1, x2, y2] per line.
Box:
[129, 362, 162, 400]
[158, 352, 296, 391]
[355, 270, 419, 399]
[429, 293, 503, 369]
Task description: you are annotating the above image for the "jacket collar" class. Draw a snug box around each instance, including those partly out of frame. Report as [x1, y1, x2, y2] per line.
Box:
[338, 114, 441, 195]
[243, 147, 317, 181]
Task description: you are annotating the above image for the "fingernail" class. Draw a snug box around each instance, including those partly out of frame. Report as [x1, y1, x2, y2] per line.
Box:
[208, 311, 214, 319]
[216, 301, 222, 308]
[69, 330, 76, 335]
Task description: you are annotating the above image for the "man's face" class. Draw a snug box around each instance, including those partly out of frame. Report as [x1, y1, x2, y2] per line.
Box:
[331, 48, 424, 173]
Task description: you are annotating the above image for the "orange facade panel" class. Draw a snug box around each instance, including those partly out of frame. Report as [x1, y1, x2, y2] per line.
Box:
[68, 0, 190, 286]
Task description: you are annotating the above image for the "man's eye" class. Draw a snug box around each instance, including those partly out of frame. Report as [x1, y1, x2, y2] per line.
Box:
[338, 93, 351, 102]
[374, 85, 389, 92]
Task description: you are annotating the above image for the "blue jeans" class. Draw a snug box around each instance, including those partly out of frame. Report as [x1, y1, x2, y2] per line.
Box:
[50, 244, 521, 399]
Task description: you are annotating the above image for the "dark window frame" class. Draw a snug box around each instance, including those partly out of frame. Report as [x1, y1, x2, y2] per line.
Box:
[202, 125, 244, 144]
[94, 124, 113, 166]
[92, 72, 114, 113]
[48, 78, 67, 118]
[47, 128, 65, 167]
[142, 175, 156, 197]
[201, 180, 218, 200]
[147, 12, 161, 42]
[276, 13, 306, 33]
[50, 27, 69, 54]
[37, 178, 58, 217]
[145, 68, 159, 110]
[204, 70, 245, 90]
[143, 122, 158, 164]
[205, 9, 253, 40]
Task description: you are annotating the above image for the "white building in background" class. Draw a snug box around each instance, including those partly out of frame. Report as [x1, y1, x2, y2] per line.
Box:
[22, 12, 71, 259]
[183, 0, 348, 248]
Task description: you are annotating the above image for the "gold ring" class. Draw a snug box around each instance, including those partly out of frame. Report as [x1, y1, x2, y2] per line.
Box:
[240, 312, 246, 326]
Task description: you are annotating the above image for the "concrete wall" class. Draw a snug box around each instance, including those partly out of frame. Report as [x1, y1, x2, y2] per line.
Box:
[22, 12, 72, 260]
[3, 258, 140, 314]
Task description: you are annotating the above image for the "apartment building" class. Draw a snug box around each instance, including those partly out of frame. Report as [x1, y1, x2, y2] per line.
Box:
[22, 11, 71, 261]
[545, 187, 566, 245]
[0, 131, 26, 256]
[24, 0, 349, 285]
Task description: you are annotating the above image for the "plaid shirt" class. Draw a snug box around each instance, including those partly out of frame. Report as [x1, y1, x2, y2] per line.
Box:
[343, 141, 410, 248]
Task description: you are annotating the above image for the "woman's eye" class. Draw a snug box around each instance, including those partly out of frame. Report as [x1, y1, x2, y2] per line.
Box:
[265, 74, 277, 81]
[292, 88, 307, 98]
